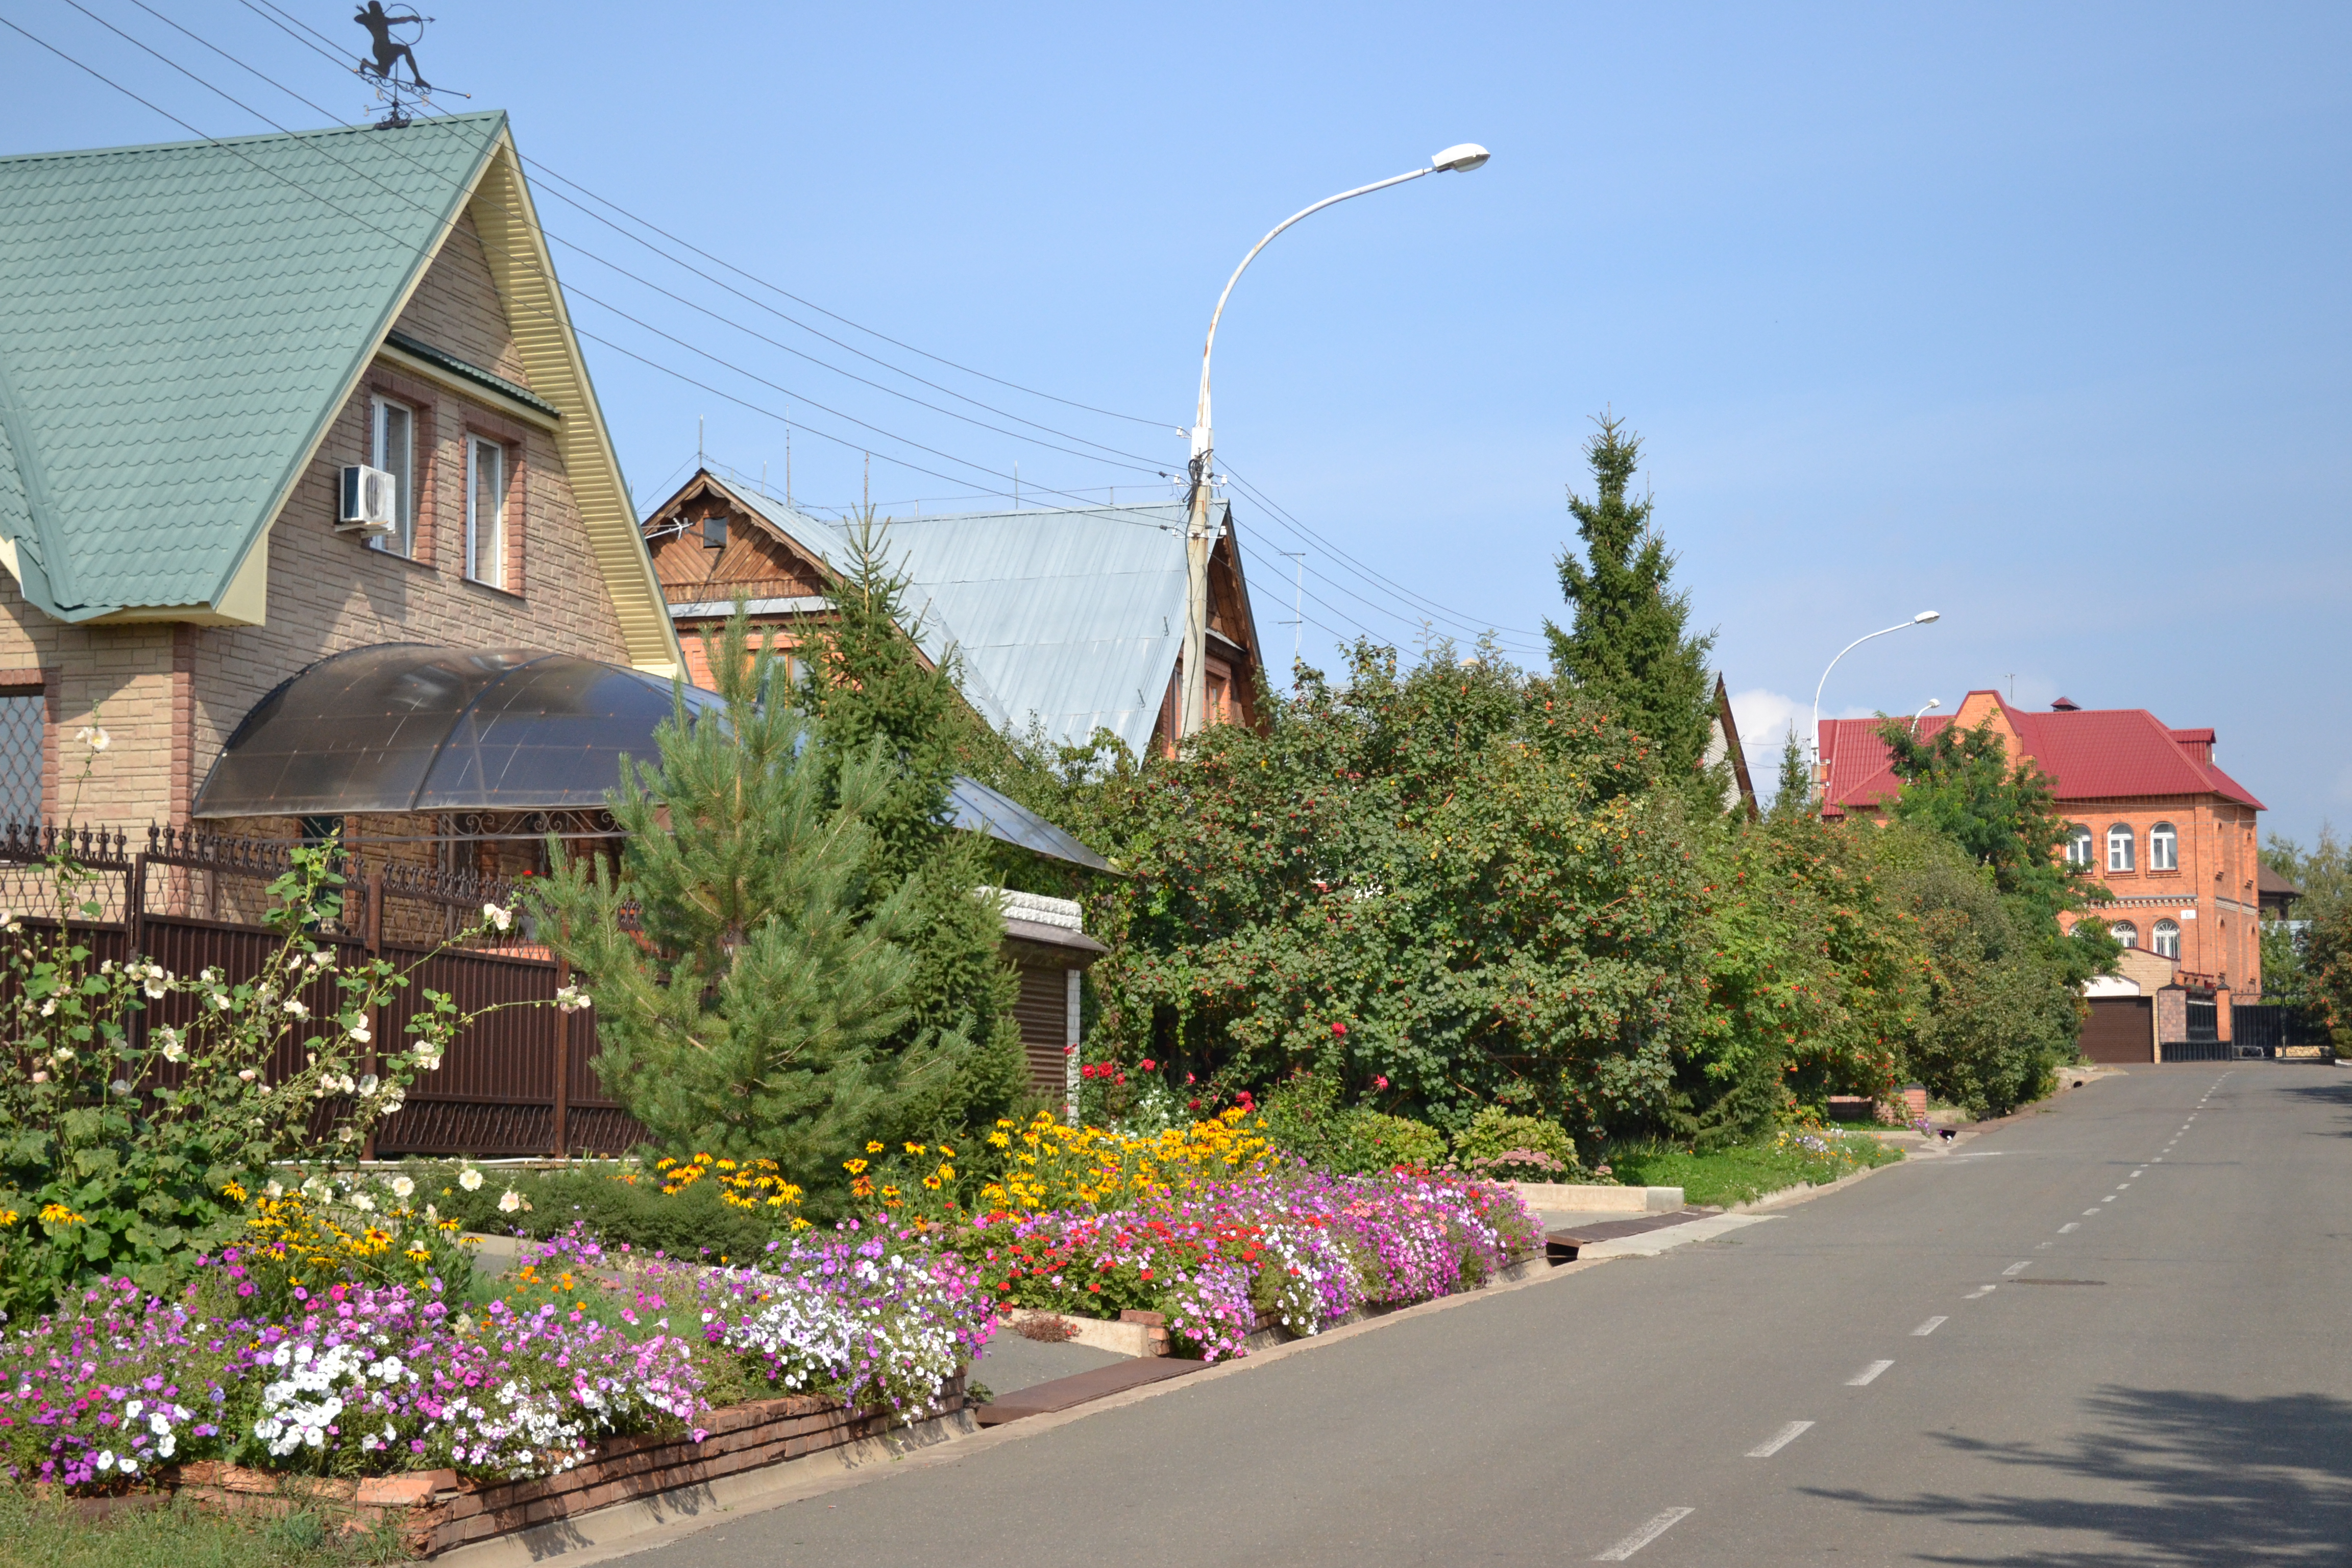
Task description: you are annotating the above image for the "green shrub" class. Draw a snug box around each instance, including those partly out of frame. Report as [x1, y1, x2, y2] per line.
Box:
[1450, 1107, 1584, 1180]
[1260, 1075, 1446, 1175]
[409, 1160, 783, 1260]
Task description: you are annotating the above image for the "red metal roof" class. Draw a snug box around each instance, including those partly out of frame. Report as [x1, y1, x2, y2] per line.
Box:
[1819, 697, 2264, 814]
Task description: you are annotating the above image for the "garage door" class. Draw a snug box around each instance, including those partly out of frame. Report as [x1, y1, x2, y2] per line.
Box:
[2081, 997, 2153, 1063]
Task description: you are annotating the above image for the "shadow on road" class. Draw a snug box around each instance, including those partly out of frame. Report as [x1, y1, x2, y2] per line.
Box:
[2278, 1078, 2352, 1138]
[1807, 1385, 2352, 1564]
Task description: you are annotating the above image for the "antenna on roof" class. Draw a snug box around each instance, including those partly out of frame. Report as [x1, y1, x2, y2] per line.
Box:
[354, 5, 434, 128]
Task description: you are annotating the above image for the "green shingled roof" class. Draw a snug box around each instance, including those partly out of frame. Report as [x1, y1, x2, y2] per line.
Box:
[0, 113, 506, 621]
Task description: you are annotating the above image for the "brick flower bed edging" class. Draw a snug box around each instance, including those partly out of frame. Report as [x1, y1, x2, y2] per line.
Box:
[149, 1378, 963, 1558]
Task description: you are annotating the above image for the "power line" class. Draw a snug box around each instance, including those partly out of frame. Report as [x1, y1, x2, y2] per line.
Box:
[235, 0, 1177, 435]
[101, 0, 1174, 483]
[10, 10, 1145, 520]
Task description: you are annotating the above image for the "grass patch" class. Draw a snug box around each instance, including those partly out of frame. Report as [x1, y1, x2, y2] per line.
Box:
[1602, 1129, 1903, 1208]
[0, 1487, 412, 1567]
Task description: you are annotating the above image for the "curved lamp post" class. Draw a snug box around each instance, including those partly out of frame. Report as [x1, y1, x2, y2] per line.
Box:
[1810, 610, 1941, 799]
[1909, 697, 1942, 734]
[1178, 143, 1491, 737]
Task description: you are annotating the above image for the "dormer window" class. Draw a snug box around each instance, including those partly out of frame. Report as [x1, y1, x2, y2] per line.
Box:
[2149, 822, 2178, 872]
[2066, 824, 2094, 867]
[2107, 823, 2136, 873]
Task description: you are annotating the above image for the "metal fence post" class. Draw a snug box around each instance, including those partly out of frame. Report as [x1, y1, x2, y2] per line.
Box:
[552, 952, 572, 1160]
[362, 869, 383, 1163]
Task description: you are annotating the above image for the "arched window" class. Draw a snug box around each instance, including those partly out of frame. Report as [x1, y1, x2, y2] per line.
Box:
[2066, 824, 2094, 867]
[2107, 823, 2136, 873]
[2110, 920, 2139, 949]
[2153, 918, 2180, 959]
[2149, 822, 2178, 872]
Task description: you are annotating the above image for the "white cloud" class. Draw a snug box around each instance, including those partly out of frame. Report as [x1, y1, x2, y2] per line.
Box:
[1727, 688, 1889, 806]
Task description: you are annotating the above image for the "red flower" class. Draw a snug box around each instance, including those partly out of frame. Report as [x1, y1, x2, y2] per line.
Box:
[1374, 1075, 1389, 1089]
[1331, 1022, 1347, 1036]
[1139, 1059, 1157, 1071]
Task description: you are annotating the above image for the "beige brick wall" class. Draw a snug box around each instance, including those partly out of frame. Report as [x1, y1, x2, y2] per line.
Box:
[0, 211, 636, 832]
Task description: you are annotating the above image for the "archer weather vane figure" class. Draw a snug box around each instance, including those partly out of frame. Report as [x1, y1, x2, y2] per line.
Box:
[354, 3, 432, 125]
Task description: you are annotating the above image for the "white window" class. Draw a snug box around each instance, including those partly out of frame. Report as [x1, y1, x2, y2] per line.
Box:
[2066, 824, 2094, 867]
[2153, 918, 2180, 959]
[465, 436, 506, 589]
[2110, 920, 2138, 949]
[369, 397, 414, 557]
[2107, 823, 2136, 873]
[2149, 822, 2178, 872]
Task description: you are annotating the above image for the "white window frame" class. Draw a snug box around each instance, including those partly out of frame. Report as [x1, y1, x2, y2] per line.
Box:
[2110, 920, 2138, 949]
[2148, 822, 2178, 872]
[2106, 823, 2136, 873]
[465, 436, 506, 589]
[2152, 918, 2180, 960]
[2066, 824, 2094, 868]
[369, 395, 415, 557]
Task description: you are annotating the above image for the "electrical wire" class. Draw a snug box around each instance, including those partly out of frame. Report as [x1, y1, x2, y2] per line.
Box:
[7, 9, 1156, 521]
[235, 0, 1178, 434]
[95, 0, 1174, 484]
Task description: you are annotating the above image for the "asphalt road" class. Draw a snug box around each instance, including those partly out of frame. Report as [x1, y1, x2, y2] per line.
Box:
[631, 1065, 2352, 1566]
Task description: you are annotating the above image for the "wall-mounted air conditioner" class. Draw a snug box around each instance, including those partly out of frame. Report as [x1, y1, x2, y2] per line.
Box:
[338, 465, 398, 534]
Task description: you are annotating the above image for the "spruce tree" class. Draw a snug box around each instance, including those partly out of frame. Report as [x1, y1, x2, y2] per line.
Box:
[1545, 415, 1718, 785]
[805, 516, 1027, 1134]
[533, 610, 934, 1173]
[1769, 725, 1813, 821]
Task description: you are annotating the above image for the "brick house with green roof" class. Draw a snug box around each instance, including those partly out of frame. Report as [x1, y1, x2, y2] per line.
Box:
[0, 112, 681, 855]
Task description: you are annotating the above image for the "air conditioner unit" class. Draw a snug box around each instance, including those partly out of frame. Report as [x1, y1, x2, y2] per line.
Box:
[338, 465, 398, 534]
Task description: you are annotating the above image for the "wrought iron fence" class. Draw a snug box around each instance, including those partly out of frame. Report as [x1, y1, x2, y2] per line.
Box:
[0, 821, 645, 1158]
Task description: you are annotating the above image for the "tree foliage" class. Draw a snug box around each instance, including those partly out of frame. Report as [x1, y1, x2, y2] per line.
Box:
[1545, 415, 1718, 791]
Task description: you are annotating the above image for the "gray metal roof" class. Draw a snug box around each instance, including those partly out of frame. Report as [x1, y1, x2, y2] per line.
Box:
[719, 487, 1211, 756]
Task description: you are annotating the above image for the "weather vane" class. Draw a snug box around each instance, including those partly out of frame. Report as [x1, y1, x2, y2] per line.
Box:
[354, 3, 433, 127]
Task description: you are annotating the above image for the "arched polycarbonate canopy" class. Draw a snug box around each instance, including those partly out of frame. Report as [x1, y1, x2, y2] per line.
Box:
[192, 644, 1113, 870]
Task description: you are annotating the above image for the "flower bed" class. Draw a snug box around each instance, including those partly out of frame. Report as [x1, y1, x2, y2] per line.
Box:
[0, 1200, 991, 1498]
[962, 1168, 1542, 1361]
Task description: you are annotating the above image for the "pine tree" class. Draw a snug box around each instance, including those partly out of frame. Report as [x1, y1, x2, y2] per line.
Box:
[1769, 725, 1813, 821]
[533, 610, 935, 1173]
[1545, 415, 1718, 785]
[804, 516, 1027, 1134]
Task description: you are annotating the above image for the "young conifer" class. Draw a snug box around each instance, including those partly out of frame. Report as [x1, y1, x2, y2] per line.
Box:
[534, 608, 936, 1174]
[1546, 415, 1719, 788]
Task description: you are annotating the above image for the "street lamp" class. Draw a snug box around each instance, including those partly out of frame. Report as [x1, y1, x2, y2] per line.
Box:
[1177, 143, 1492, 738]
[1909, 697, 1941, 733]
[1811, 610, 1941, 796]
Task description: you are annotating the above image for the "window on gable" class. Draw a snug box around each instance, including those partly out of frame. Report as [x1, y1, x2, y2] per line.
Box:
[369, 397, 415, 557]
[702, 513, 727, 549]
[2152, 918, 2180, 959]
[2066, 824, 2094, 867]
[2107, 823, 2136, 873]
[2109, 920, 2139, 949]
[2149, 822, 2178, 872]
[466, 436, 507, 589]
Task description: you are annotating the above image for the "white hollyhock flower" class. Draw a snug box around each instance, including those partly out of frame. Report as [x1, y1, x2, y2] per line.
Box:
[498, 1188, 525, 1214]
[482, 903, 513, 932]
[458, 1167, 483, 1191]
[283, 999, 310, 1020]
[390, 1175, 415, 1199]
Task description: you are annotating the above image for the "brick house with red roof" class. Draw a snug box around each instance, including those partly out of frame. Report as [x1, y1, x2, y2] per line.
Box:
[1817, 689, 2266, 1002]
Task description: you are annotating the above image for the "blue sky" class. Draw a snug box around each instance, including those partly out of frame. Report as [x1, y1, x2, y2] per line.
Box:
[5, 3, 2345, 836]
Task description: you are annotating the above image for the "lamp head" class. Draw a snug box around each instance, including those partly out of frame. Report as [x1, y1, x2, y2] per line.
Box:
[1914, 609, 1941, 624]
[1431, 143, 1490, 173]
[1925, 698, 1941, 709]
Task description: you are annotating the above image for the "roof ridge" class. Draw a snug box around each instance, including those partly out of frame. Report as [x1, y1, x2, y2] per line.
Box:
[0, 111, 505, 168]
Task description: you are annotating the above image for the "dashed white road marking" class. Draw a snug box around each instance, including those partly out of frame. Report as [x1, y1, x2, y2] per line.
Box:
[2003, 1261, 2032, 1276]
[2036, 1241, 2052, 1250]
[1747, 1421, 1815, 1458]
[2101, 1196, 2117, 1203]
[2060, 1222, 2080, 1233]
[2132, 1169, 2145, 1177]
[2084, 1209, 2102, 1216]
[2117, 1183, 2132, 1190]
[1965, 1285, 1996, 1300]
[1913, 1316, 1949, 1336]
[1596, 1507, 1695, 1560]
[1847, 1360, 1895, 1386]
